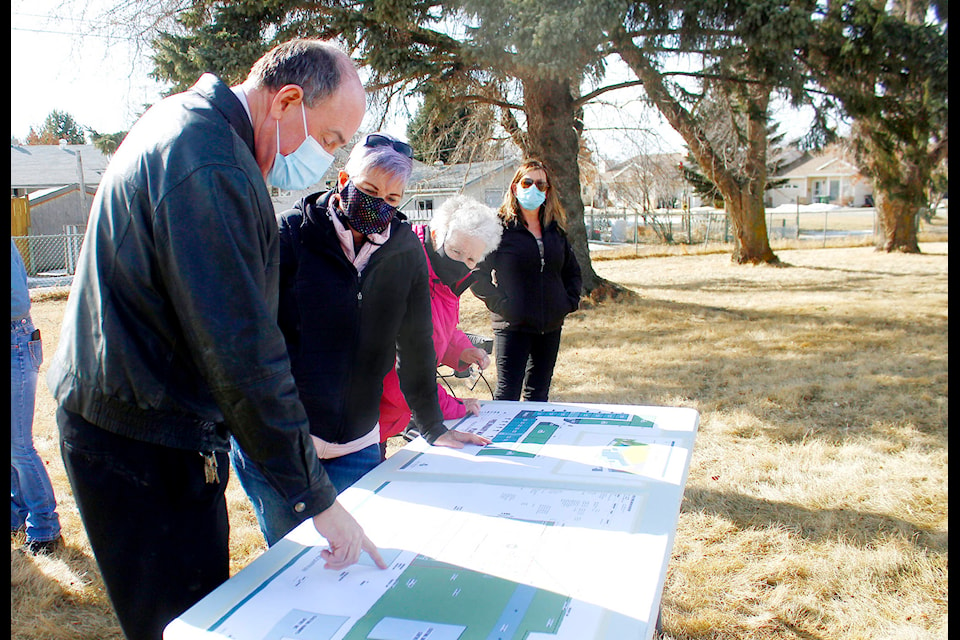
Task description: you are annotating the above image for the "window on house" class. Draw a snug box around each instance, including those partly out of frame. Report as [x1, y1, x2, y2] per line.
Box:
[417, 199, 434, 220]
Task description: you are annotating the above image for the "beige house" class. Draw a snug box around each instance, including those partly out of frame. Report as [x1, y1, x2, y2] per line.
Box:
[766, 145, 874, 208]
[591, 143, 874, 214]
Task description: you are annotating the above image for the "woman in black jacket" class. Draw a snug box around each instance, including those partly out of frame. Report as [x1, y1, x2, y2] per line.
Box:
[231, 132, 488, 546]
[471, 159, 582, 402]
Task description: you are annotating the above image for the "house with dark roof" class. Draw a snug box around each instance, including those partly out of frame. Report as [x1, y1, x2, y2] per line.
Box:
[402, 158, 517, 221]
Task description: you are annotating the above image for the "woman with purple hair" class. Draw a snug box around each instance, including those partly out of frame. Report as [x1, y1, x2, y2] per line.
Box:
[230, 132, 489, 547]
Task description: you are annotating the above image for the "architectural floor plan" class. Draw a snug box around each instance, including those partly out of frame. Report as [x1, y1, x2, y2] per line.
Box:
[165, 401, 699, 640]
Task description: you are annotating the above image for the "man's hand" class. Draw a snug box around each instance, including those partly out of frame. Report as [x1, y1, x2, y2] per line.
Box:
[433, 429, 491, 449]
[459, 347, 490, 370]
[311, 500, 387, 570]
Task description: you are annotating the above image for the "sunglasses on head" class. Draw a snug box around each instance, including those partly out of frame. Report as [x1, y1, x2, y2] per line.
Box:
[519, 177, 548, 190]
[364, 133, 414, 158]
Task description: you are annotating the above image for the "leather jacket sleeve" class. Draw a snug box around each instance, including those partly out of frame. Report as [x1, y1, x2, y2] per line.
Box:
[155, 165, 337, 517]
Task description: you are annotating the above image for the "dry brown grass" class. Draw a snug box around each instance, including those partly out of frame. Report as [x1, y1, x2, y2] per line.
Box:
[14, 241, 947, 640]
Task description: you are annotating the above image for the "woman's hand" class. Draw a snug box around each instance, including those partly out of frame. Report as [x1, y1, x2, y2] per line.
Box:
[461, 398, 482, 416]
[433, 429, 491, 449]
[459, 347, 490, 370]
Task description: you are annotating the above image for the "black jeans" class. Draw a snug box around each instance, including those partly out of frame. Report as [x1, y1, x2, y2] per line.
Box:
[492, 328, 563, 402]
[58, 408, 230, 640]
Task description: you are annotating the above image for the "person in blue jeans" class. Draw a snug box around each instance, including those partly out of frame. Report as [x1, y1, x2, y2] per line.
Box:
[11, 240, 62, 555]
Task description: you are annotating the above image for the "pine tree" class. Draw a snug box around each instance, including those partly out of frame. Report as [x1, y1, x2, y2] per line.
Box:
[25, 110, 87, 145]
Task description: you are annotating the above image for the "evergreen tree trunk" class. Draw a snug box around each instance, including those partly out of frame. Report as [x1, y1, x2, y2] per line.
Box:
[726, 190, 777, 263]
[522, 76, 598, 294]
[722, 91, 778, 265]
[874, 187, 921, 253]
[615, 33, 779, 265]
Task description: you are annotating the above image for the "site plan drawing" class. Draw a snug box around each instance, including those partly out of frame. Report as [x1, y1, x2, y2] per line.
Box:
[165, 401, 699, 640]
[398, 403, 696, 487]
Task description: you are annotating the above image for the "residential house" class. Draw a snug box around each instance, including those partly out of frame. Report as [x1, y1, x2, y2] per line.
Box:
[11, 142, 110, 236]
[270, 152, 518, 222]
[11, 142, 112, 273]
[594, 153, 702, 212]
[765, 144, 874, 208]
[589, 143, 874, 219]
[402, 158, 517, 222]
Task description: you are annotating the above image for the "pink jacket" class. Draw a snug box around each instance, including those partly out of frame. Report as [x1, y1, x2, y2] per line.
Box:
[379, 224, 475, 441]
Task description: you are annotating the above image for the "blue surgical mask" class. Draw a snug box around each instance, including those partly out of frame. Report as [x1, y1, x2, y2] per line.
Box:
[267, 104, 335, 191]
[515, 183, 546, 211]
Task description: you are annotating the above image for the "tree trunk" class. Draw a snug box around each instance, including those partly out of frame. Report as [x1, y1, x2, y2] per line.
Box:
[521, 76, 600, 294]
[873, 187, 921, 253]
[614, 33, 779, 265]
[726, 191, 777, 263]
[722, 90, 778, 265]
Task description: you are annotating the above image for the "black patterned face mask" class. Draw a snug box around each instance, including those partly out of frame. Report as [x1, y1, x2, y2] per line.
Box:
[337, 180, 397, 235]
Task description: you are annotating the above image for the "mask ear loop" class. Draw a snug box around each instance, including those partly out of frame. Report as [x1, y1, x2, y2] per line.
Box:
[275, 103, 310, 157]
[300, 103, 310, 138]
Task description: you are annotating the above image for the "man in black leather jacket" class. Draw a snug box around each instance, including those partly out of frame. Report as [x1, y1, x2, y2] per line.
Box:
[46, 39, 384, 640]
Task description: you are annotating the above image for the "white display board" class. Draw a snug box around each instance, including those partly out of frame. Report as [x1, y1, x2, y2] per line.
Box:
[165, 401, 699, 640]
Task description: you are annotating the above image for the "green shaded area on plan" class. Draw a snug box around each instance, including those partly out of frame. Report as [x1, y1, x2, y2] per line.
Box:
[565, 413, 655, 428]
[343, 556, 570, 640]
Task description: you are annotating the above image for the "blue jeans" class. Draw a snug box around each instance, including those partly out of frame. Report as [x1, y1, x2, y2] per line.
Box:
[11, 317, 61, 543]
[229, 436, 381, 547]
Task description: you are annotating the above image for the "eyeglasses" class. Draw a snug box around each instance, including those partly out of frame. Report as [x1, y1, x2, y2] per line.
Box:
[519, 177, 548, 190]
[364, 133, 414, 159]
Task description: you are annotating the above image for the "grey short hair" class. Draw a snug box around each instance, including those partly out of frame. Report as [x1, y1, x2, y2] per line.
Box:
[432, 196, 504, 258]
[343, 132, 413, 185]
[246, 39, 352, 108]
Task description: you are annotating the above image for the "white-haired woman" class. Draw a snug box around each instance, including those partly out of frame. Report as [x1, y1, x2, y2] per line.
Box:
[231, 134, 489, 547]
[379, 195, 503, 452]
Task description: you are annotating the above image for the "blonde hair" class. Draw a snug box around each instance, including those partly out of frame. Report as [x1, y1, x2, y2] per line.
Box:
[499, 159, 566, 230]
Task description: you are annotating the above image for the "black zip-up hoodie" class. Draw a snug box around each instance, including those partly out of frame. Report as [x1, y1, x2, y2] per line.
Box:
[277, 190, 447, 444]
[471, 217, 582, 333]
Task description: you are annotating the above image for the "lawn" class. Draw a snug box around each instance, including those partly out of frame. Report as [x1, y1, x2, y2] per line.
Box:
[12, 241, 948, 640]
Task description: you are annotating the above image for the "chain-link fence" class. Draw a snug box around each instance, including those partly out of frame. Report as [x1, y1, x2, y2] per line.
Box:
[13, 232, 86, 287]
[584, 205, 902, 246]
[13, 202, 947, 288]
